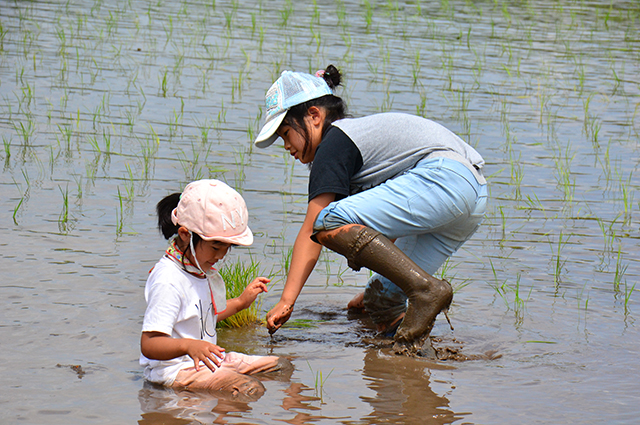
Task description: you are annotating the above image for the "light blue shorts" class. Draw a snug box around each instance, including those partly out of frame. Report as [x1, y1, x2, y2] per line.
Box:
[313, 157, 487, 324]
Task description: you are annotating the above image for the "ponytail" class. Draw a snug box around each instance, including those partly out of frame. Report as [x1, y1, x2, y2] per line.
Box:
[320, 64, 342, 90]
[156, 193, 181, 239]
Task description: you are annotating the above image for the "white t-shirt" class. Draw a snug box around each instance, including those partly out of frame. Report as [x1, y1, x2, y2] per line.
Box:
[139, 256, 227, 385]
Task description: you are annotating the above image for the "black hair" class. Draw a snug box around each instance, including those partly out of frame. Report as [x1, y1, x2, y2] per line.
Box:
[283, 64, 348, 159]
[156, 192, 202, 246]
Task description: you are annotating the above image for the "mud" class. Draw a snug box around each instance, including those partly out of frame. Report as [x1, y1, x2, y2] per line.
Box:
[56, 364, 87, 379]
[318, 224, 454, 352]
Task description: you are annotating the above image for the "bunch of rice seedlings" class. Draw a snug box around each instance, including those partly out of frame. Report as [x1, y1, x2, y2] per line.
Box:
[217, 258, 272, 328]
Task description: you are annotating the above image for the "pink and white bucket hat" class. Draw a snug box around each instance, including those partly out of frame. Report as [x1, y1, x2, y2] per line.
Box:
[171, 179, 253, 246]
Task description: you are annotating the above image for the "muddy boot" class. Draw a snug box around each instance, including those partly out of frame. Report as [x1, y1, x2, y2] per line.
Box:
[317, 224, 453, 354]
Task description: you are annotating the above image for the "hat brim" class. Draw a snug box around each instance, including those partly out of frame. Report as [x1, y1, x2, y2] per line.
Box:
[254, 110, 287, 148]
[200, 226, 254, 246]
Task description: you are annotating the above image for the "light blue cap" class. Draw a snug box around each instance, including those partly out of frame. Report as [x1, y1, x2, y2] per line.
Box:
[254, 71, 333, 148]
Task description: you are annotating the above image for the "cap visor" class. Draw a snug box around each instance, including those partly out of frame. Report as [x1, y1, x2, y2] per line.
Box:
[200, 226, 254, 246]
[254, 111, 286, 148]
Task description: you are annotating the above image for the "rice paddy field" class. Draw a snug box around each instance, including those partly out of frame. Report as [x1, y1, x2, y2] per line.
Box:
[1, 0, 639, 423]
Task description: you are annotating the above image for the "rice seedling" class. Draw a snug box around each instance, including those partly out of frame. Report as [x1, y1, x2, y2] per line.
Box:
[306, 361, 333, 399]
[87, 135, 101, 155]
[509, 151, 523, 200]
[280, 0, 294, 26]
[159, 67, 169, 97]
[2, 136, 11, 161]
[13, 119, 36, 145]
[577, 282, 589, 314]
[363, 0, 374, 30]
[617, 170, 633, 224]
[553, 141, 575, 203]
[217, 258, 273, 328]
[279, 246, 293, 277]
[551, 231, 569, 287]
[115, 186, 124, 236]
[12, 175, 29, 225]
[624, 281, 635, 315]
[57, 184, 71, 231]
[511, 273, 531, 326]
[123, 163, 135, 202]
[612, 245, 628, 293]
[0, 20, 7, 52]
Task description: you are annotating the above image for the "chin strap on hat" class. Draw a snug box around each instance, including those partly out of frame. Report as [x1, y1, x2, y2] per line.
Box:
[188, 230, 208, 276]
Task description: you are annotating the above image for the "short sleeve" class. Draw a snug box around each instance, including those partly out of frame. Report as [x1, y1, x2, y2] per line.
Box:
[308, 126, 363, 202]
[142, 278, 182, 336]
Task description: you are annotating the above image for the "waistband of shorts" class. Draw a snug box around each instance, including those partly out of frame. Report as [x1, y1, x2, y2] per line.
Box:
[422, 150, 486, 185]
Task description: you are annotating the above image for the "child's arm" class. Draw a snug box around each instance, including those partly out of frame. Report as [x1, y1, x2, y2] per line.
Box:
[217, 277, 269, 321]
[141, 331, 225, 372]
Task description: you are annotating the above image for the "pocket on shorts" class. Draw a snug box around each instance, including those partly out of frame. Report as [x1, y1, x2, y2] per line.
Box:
[407, 184, 464, 231]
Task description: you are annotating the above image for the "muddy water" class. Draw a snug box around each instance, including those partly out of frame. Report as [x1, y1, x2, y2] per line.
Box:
[1, 0, 639, 423]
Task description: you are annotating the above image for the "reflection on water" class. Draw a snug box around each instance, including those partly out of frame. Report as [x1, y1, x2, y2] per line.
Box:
[138, 379, 328, 425]
[136, 345, 462, 425]
[359, 348, 460, 425]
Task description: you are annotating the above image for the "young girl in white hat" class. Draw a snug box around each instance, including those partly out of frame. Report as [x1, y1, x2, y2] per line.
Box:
[140, 179, 289, 399]
[255, 65, 487, 355]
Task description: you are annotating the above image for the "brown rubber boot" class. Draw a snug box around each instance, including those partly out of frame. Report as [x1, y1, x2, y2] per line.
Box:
[316, 224, 453, 354]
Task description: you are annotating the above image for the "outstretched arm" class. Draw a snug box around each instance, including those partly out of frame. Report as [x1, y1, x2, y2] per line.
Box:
[266, 193, 335, 334]
[218, 277, 270, 321]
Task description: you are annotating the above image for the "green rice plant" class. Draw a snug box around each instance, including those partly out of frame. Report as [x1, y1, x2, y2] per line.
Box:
[577, 282, 589, 314]
[217, 258, 272, 328]
[488, 258, 508, 306]
[280, 246, 293, 277]
[511, 273, 532, 326]
[524, 192, 546, 217]
[12, 176, 28, 225]
[102, 129, 112, 153]
[612, 245, 628, 293]
[553, 141, 575, 203]
[2, 136, 10, 161]
[73, 174, 83, 202]
[194, 117, 212, 145]
[617, 170, 633, 224]
[498, 206, 507, 245]
[624, 281, 635, 315]
[0, 20, 7, 52]
[336, 0, 347, 27]
[13, 119, 36, 145]
[509, 151, 523, 200]
[58, 184, 70, 232]
[597, 216, 618, 255]
[159, 67, 169, 97]
[123, 163, 135, 201]
[363, 0, 374, 30]
[280, 0, 293, 25]
[87, 135, 101, 154]
[306, 361, 333, 399]
[57, 123, 72, 155]
[116, 186, 124, 236]
[411, 50, 421, 86]
[551, 231, 569, 287]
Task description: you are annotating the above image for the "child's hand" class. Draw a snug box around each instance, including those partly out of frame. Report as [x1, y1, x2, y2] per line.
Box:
[238, 277, 270, 310]
[185, 339, 226, 372]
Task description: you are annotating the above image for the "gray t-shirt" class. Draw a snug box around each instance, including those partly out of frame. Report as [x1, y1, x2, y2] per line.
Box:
[309, 113, 485, 200]
[334, 113, 484, 193]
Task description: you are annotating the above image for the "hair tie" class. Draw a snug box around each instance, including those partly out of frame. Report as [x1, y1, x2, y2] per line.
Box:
[315, 69, 325, 78]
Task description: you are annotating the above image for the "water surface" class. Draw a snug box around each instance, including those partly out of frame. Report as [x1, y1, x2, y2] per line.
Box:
[1, 0, 639, 423]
